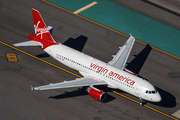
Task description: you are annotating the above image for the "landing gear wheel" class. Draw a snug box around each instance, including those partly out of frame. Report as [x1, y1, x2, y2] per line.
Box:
[140, 102, 143, 106]
[139, 98, 145, 106]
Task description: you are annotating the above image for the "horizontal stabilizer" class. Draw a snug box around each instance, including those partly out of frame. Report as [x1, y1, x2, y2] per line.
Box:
[13, 41, 42, 47]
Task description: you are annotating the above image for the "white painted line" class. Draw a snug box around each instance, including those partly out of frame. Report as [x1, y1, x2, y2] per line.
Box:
[148, 0, 180, 14]
[172, 109, 180, 119]
[74, 1, 97, 14]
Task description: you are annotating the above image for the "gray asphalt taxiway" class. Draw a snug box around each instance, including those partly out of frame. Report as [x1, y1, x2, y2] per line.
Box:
[0, 0, 180, 120]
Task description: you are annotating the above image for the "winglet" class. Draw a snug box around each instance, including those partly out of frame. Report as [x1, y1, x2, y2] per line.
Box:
[30, 85, 34, 91]
[129, 33, 132, 37]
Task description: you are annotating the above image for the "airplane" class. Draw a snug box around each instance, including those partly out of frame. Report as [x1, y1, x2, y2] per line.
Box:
[14, 8, 161, 105]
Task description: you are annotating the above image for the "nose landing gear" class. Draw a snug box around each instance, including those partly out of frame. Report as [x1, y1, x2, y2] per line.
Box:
[139, 98, 146, 105]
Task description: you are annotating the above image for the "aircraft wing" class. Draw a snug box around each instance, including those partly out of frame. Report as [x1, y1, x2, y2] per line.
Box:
[108, 34, 135, 70]
[32, 77, 107, 90]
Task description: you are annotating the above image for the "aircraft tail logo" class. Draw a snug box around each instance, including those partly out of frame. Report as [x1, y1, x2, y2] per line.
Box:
[13, 9, 58, 50]
[32, 8, 56, 43]
[34, 21, 49, 39]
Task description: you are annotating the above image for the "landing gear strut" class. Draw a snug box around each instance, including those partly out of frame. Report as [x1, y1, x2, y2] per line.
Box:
[82, 86, 88, 92]
[139, 98, 145, 105]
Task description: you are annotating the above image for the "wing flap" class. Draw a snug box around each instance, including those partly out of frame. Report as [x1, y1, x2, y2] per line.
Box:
[33, 77, 107, 90]
[108, 34, 135, 70]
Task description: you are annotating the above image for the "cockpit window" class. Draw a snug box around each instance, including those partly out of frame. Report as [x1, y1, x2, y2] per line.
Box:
[145, 90, 157, 94]
[152, 91, 156, 94]
[153, 86, 157, 93]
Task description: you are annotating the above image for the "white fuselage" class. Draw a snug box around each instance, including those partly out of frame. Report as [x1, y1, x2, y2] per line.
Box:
[44, 43, 161, 102]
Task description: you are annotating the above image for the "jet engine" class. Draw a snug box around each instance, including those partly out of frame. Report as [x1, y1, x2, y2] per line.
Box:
[83, 86, 106, 101]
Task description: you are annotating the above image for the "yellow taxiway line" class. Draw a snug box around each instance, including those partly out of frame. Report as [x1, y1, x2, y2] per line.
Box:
[1, 1, 177, 119]
[74, 1, 97, 14]
[0, 41, 177, 120]
[113, 91, 178, 120]
[0, 41, 81, 78]
[42, 0, 180, 60]
[40, 1, 179, 119]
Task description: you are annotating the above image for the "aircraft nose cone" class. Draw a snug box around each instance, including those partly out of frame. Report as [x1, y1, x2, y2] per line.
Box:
[154, 92, 161, 102]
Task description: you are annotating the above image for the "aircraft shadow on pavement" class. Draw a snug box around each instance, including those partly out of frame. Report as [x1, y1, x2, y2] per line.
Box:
[48, 87, 115, 103]
[126, 44, 152, 75]
[48, 88, 87, 99]
[141, 0, 180, 17]
[36, 38, 176, 106]
[101, 86, 176, 107]
[125, 44, 176, 107]
[36, 35, 88, 58]
[36, 53, 50, 58]
[63, 35, 88, 52]
[95, 86, 116, 103]
[149, 87, 176, 107]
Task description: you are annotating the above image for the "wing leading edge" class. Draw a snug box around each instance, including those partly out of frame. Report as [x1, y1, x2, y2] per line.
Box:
[32, 77, 107, 90]
[108, 34, 135, 70]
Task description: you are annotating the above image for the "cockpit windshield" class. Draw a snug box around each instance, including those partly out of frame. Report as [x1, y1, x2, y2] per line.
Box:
[153, 86, 157, 93]
[152, 91, 156, 94]
[145, 90, 157, 94]
[145, 86, 158, 94]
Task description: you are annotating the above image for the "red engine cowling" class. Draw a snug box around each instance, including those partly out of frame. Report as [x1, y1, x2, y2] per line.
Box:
[86, 87, 106, 101]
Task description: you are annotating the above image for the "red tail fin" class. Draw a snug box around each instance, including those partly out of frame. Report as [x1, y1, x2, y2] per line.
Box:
[32, 8, 56, 43]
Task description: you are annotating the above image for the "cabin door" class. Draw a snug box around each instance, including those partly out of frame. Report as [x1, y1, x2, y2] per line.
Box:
[135, 85, 141, 95]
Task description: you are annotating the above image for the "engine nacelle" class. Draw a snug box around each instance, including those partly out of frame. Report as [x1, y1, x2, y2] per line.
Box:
[86, 86, 106, 101]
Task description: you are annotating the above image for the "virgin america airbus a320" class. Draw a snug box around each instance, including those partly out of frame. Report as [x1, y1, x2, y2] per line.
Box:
[14, 9, 161, 105]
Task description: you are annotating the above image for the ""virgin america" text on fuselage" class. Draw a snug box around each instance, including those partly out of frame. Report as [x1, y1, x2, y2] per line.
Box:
[90, 63, 135, 86]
